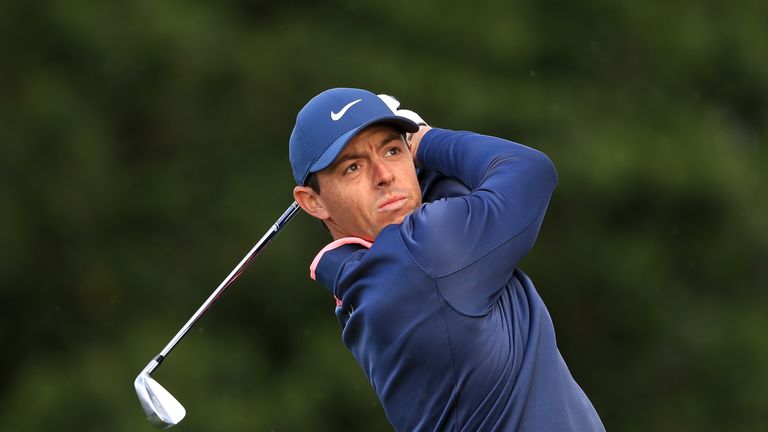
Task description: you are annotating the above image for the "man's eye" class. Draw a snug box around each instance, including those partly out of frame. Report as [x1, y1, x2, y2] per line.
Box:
[344, 163, 359, 174]
[386, 147, 402, 156]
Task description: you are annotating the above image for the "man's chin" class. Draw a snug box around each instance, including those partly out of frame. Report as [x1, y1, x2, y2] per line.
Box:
[382, 208, 416, 227]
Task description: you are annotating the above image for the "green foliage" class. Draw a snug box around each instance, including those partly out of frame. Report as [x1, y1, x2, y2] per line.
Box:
[1, 0, 766, 430]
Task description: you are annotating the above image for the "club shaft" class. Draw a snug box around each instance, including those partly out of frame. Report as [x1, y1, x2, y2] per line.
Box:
[144, 201, 301, 376]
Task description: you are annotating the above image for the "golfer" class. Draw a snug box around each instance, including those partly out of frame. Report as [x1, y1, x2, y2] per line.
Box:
[289, 88, 605, 431]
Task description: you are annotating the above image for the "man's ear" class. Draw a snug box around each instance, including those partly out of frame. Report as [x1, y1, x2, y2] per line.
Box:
[293, 185, 330, 221]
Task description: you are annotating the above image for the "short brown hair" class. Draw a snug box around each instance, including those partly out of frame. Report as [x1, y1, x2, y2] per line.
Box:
[305, 172, 320, 193]
[303, 172, 329, 234]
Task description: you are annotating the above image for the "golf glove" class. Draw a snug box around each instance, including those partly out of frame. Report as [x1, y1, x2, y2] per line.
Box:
[378, 94, 428, 126]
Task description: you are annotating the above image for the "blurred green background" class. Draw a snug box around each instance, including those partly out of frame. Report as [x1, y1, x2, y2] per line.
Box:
[1, 0, 766, 430]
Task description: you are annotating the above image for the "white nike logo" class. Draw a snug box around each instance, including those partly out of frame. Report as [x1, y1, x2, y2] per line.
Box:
[331, 99, 362, 121]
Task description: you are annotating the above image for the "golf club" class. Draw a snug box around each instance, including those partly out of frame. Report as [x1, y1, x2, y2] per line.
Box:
[134, 201, 301, 428]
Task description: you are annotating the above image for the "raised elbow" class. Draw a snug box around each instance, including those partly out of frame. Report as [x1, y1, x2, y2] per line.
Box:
[530, 149, 558, 190]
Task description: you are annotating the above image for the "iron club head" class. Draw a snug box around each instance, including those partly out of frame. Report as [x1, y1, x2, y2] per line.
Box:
[134, 373, 186, 428]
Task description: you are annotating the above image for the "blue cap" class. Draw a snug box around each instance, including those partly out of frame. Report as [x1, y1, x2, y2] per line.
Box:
[289, 88, 420, 185]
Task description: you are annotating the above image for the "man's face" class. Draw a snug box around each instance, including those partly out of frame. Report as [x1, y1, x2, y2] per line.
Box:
[306, 124, 422, 241]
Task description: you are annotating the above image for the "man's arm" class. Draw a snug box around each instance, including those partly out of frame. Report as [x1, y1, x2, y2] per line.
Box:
[407, 125, 431, 166]
[399, 128, 558, 315]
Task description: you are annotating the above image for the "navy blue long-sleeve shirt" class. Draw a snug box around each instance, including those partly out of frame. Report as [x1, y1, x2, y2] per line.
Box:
[311, 128, 604, 431]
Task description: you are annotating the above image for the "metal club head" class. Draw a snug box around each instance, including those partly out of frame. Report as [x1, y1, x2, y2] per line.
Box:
[134, 373, 186, 428]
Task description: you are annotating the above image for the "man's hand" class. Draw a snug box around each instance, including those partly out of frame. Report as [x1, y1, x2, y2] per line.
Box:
[378, 94, 428, 126]
[378, 94, 431, 166]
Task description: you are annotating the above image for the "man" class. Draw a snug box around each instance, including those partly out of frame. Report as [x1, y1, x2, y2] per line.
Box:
[289, 88, 605, 431]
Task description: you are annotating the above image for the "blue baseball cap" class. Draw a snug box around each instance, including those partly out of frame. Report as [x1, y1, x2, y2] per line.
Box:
[289, 88, 420, 185]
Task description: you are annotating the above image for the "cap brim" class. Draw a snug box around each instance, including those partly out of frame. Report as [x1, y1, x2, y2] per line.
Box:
[305, 116, 419, 183]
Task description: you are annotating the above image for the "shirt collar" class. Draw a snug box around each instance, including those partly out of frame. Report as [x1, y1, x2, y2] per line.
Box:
[309, 237, 373, 285]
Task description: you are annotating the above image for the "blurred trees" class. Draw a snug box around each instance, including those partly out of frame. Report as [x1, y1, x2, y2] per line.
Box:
[1, 0, 766, 430]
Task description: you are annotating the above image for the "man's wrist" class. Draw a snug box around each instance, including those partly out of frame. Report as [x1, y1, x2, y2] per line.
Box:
[408, 126, 432, 167]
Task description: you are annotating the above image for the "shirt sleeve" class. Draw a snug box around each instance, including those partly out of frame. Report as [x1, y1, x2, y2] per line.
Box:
[399, 128, 558, 315]
[417, 168, 471, 203]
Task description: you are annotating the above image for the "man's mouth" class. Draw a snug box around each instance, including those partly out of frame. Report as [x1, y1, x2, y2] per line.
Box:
[378, 195, 407, 212]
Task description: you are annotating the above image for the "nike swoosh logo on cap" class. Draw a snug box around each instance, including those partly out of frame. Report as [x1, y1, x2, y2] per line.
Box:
[331, 99, 362, 121]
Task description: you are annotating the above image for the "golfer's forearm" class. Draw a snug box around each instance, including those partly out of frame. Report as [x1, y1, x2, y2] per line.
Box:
[402, 128, 557, 279]
[416, 128, 558, 195]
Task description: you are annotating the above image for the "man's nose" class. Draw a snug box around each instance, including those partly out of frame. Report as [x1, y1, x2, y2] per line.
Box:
[373, 160, 396, 187]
